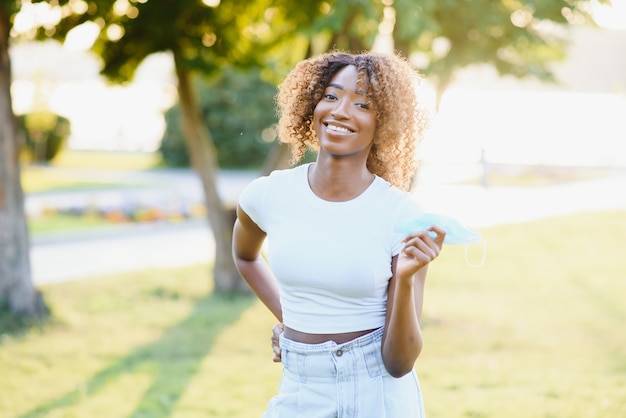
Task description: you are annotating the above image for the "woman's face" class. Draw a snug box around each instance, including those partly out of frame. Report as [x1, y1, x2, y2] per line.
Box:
[313, 65, 377, 159]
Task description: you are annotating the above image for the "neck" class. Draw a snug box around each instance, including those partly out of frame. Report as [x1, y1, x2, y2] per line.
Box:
[308, 158, 374, 202]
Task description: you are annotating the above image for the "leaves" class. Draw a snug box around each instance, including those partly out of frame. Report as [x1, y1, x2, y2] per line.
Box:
[160, 66, 277, 169]
[20, 0, 602, 86]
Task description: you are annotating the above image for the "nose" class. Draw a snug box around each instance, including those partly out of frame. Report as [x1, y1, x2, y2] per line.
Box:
[330, 97, 350, 119]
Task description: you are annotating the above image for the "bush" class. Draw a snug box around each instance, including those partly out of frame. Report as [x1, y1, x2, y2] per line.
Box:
[17, 111, 71, 163]
[160, 67, 278, 169]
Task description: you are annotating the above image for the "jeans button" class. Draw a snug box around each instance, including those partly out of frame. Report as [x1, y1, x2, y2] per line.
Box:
[335, 349, 343, 357]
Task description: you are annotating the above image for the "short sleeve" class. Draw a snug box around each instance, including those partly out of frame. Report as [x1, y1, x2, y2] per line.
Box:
[391, 194, 424, 256]
[238, 175, 270, 232]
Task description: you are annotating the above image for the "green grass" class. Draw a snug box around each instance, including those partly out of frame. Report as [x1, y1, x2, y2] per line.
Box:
[50, 150, 163, 171]
[27, 213, 119, 234]
[21, 150, 162, 193]
[462, 164, 617, 187]
[21, 167, 128, 194]
[419, 210, 626, 417]
[1, 211, 626, 417]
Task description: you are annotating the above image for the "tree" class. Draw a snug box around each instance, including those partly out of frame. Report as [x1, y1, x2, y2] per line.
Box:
[266, 0, 601, 111]
[0, 2, 47, 318]
[392, 0, 601, 109]
[159, 66, 278, 170]
[24, 0, 326, 293]
[13, 0, 602, 296]
[258, 0, 602, 167]
[18, 111, 71, 162]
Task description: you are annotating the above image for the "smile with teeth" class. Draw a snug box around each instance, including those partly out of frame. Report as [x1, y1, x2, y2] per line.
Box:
[325, 123, 354, 134]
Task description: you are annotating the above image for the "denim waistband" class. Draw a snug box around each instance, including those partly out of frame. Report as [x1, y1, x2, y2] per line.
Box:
[279, 327, 384, 355]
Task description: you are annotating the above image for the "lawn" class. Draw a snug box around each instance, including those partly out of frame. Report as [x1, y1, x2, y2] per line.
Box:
[1, 210, 625, 417]
[49, 150, 162, 171]
[21, 150, 161, 193]
[27, 213, 121, 234]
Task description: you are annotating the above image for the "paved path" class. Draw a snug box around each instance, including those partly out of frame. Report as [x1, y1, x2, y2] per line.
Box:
[28, 167, 626, 285]
[31, 219, 215, 284]
[28, 168, 250, 284]
[416, 172, 626, 228]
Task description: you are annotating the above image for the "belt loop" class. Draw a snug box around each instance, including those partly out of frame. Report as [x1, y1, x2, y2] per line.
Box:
[297, 353, 307, 383]
[361, 331, 383, 378]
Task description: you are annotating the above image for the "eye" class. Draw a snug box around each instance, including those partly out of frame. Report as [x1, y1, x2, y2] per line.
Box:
[324, 93, 338, 100]
[356, 102, 370, 110]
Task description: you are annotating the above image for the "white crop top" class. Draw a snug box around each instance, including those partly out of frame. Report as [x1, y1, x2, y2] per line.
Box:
[238, 163, 423, 334]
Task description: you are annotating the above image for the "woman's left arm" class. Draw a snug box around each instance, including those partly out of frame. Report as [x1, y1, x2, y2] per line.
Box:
[382, 226, 445, 378]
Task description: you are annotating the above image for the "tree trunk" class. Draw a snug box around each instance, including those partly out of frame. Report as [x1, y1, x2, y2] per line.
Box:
[261, 38, 318, 176]
[173, 55, 247, 293]
[0, 8, 47, 317]
[434, 73, 452, 113]
[261, 142, 292, 175]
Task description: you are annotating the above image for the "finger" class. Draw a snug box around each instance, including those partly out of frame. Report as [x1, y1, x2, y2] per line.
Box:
[427, 225, 446, 248]
[402, 234, 441, 261]
[271, 323, 284, 363]
[272, 346, 282, 362]
[402, 227, 437, 243]
[272, 323, 284, 336]
[402, 224, 446, 243]
[404, 231, 439, 253]
[406, 227, 444, 250]
[402, 245, 436, 263]
[271, 323, 283, 340]
[272, 338, 282, 362]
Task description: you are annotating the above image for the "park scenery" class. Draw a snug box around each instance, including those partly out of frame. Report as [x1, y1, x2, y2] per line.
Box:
[3, 165, 626, 417]
[2, 1, 626, 417]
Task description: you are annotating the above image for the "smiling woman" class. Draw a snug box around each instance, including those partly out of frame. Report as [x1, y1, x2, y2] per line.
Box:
[312, 66, 378, 167]
[233, 52, 444, 418]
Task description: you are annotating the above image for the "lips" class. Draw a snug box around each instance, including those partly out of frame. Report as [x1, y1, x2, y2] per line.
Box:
[325, 123, 354, 134]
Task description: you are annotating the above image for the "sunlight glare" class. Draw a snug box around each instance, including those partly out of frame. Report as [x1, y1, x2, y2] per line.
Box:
[202, 0, 221, 7]
[113, 0, 131, 16]
[106, 24, 125, 41]
[591, 0, 626, 29]
[69, 0, 89, 14]
[13, 2, 62, 33]
[65, 22, 100, 51]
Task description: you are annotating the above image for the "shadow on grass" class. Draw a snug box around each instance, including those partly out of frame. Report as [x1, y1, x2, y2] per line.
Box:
[0, 310, 45, 337]
[0, 290, 49, 337]
[17, 291, 256, 418]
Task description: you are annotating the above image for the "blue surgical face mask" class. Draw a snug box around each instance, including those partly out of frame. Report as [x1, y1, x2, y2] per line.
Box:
[395, 213, 486, 268]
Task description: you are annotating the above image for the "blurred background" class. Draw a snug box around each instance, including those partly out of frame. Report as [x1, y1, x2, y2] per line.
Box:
[5, 0, 624, 282]
[1, 1, 625, 417]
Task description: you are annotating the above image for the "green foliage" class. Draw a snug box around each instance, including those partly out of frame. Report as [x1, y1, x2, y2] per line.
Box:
[306, 0, 384, 53]
[22, 0, 605, 167]
[392, 0, 597, 96]
[17, 111, 71, 162]
[159, 67, 277, 169]
[30, 0, 328, 82]
[1, 1, 18, 17]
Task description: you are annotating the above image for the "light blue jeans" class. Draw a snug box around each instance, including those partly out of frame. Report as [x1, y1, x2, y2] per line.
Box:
[263, 327, 425, 418]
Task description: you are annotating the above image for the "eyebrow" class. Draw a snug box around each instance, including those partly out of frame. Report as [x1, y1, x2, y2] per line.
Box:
[327, 83, 367, 96]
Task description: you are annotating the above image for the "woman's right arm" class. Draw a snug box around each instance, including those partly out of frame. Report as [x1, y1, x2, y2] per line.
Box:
[232, 204, 283, 322]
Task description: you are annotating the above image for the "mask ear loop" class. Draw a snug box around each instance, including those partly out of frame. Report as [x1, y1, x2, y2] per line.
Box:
[464, 238, 487, 268]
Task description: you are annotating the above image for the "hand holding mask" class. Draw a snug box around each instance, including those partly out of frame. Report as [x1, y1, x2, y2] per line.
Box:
[395, 213, 486, 267]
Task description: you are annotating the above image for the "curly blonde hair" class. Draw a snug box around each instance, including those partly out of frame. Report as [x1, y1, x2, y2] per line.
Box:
[275, 51, 430, 191]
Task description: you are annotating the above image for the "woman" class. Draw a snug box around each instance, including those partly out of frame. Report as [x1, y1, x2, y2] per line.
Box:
[232, 51, 445, 417]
